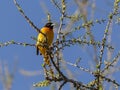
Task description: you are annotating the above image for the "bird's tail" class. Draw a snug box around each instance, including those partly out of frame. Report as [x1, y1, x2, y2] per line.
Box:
[43, 54, 54, 78]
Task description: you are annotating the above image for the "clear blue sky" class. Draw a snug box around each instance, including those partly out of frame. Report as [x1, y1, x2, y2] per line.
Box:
[0, 0, 120, 90]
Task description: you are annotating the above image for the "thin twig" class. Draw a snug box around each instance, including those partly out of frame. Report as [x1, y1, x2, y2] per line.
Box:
[61, 60, 94, 75]
[49, 54, 67, 79]
[100, 75, 120, 87]
[13, 0, 47, 37]
[102, 52, 120, 73]
[67, 78, 96, 90]
[57, 0, 66, 39]
[57, 14, 64, 39]
[51, 0, 62, 13]
[97, 11, 113, 90]
[0, 40, 35, 47]
[59, 81, 67, 90]
[49, 50, 96, 89]
[52, 38, 114, 51]
[53, 0, 66, 74]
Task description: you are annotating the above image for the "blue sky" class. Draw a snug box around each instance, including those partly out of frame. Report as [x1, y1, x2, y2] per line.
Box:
[0, 0, 120, 90]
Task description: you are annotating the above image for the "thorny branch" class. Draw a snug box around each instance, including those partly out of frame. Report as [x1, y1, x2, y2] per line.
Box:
[102, 52, 120, 73]
[0, 38, 114, 50]
[51, 0, 62, 14]
[48, 50, 96, 90]
[58, 81, 67, 90]
[61, 60, 120, 88]
[96, 0, 120, 89]
[53, 0, 66, 70]
[0, 40, 35, 47]
[61, 60, 94, 75]
[13, 0, 40, 33]
[1, 0, 120, 89]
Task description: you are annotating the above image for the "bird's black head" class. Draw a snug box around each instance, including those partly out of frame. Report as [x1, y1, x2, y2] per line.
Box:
[44, 22, 54, 29]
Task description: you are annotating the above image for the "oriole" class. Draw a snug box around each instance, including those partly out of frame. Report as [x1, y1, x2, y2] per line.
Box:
[36, 22, 54, 65]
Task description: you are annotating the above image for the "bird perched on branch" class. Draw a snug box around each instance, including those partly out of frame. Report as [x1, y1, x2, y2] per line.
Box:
[36, 22, 54, 65]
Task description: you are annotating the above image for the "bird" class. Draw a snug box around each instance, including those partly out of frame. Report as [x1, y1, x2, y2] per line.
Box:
[36, 22, 54, 65]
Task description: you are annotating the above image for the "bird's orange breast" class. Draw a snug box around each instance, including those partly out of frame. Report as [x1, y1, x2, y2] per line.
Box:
[36, 27, 54, 56]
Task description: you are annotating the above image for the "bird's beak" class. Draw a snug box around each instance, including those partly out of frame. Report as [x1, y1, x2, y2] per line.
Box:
[51, 23, 55, 26]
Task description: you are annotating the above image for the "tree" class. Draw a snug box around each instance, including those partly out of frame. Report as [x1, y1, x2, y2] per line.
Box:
[0, 0, 120, 90]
